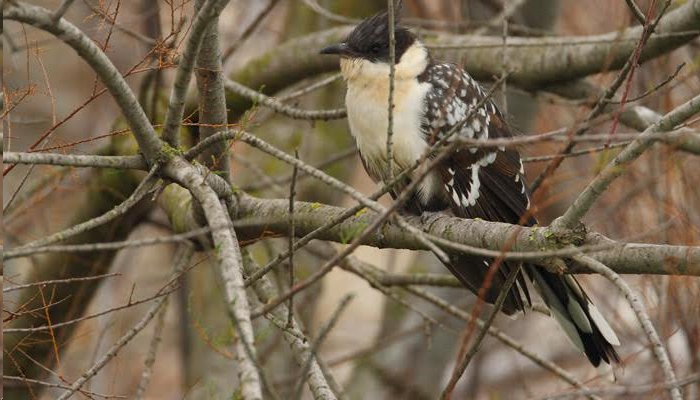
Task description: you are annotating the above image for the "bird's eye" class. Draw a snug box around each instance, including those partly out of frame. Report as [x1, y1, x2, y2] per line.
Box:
[370, 43, 381, 53]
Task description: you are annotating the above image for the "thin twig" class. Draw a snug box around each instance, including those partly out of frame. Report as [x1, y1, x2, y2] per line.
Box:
[3, 273, 121, 293]
[5, 2, 162, 161]
[277, 73, 343, 102]
[241, 146, 355, 192]
[4, 227, 214, 260]
[242, 252, 339, 400]
[224, 78, 346, 120]
[221, 0, 281, 62]
[51, 0, 76, 23]
[55, 296, 169, 400]
[15, 166, 159, 252]
[287, 152, 299, 327]
[554, 93, 700, 230]
[82, 0, 158, 45]
[625, 0, 648, 25]
[134, 244, 193, 400]
[440, 265, 521, 399]
[133, 298, 169, 400]
[573, 255, 681, 400]
[543, 373, 700, 400]
[404, 286, 597, 398]
[385, 0, 396, 182]
[530, 0, 675, 192]
[292, 294, 354, 400]
[3, 375, 125, 399]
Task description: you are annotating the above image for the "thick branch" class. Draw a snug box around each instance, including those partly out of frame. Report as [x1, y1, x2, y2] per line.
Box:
[164, 157, 263, 400]
[225, 0, 699, 115]
[194, 0, 232, 181]
[161, 0, 231, 146]
[233, 195, 699, 276]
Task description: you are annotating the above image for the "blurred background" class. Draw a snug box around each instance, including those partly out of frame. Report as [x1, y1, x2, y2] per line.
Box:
[3, 1, 700, 399]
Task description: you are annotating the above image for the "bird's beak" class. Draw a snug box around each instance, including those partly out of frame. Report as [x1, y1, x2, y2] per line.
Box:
[320, 42, 352, 56]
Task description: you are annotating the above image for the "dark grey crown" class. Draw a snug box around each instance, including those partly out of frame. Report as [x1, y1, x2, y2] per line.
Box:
[344, 8, 416, 63]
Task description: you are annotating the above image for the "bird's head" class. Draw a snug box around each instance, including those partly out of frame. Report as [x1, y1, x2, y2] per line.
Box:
[320, 5, 428, 81]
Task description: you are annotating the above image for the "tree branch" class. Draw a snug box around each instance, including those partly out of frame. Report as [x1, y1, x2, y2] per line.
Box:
[3, 152, 148, 169]
[223, 0, 699, 115]
[242, 253, 339, 400]
[194, 0, 232, 181]
[160, 0, 231, 146]
[573, 255, 681, 400]
[554, 92, 700, 230]
[233, 195, 700, 276]
[164, 157, 263, 399]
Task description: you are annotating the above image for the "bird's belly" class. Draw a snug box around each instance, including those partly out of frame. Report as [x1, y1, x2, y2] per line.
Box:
[345, 79, 443, 206]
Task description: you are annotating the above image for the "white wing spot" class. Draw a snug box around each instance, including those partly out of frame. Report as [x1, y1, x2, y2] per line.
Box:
[466, 165, 481, 206]
[451, 190, 461, 206]
[460, 192, 469, 207]
[472, 119, 481, 132]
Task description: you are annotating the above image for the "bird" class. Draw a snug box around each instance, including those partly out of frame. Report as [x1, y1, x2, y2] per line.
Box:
[320, 7, 621, 367]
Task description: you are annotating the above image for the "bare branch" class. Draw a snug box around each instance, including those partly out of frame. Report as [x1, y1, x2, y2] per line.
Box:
[224, 78, 346, 120]
[554, 92, 700, 230]
[12, 166, 158, 252]
[292, 294, 353, 400]
[194, 0, 231, 181]
[543, 373, 700, 400]
[573, 255, 681, 400]
[55, 296, 169, 400]
[4, 227, 211, 259]
[164, 157, 263, 399]
[51, 0, 76, 22]
[161, 0, 232, 146]
[226, 0, 700, 116]
[234, 195, 700, 276]
[3, 152, 148, 169]
[624, 0, 648, 25]
[242, 253, 339, 400]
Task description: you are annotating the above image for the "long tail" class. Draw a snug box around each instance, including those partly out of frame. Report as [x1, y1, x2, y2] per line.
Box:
[447, 254, 620, 366]
[527, 264, 621, 366]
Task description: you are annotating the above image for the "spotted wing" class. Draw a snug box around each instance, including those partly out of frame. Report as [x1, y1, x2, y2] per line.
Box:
[419, 64, 621, 365]
[419, 63, 531, 313]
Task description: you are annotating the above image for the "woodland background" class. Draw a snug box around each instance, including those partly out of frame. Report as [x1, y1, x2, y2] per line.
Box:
[3, 0, 700, 399]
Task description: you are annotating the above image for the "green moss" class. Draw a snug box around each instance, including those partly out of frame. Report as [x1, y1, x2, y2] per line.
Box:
[354, 207, 368, 217]
[339, 221, 368, 244]
[443, 223, 453, 237]
[528, 229, 538, 242]
[161, 184, 193, 233]
[161, 142, 183, 158]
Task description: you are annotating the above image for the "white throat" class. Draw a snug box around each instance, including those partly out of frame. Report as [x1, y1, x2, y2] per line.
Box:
[339, 41, 429, 83]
